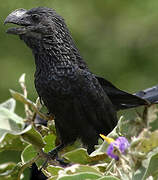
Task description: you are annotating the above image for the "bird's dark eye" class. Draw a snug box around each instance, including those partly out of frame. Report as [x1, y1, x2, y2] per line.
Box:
[31, 14, 40, 22]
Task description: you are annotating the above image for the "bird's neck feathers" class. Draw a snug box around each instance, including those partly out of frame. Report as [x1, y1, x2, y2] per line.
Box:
[22, 30, 87, 71]
[19, 18, 88, 70]
[32, 34, 78, 69]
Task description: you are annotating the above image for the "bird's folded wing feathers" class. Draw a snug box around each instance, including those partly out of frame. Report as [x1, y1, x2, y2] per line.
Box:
[96, 76, 149, 111]
[50, 68, 118, 133]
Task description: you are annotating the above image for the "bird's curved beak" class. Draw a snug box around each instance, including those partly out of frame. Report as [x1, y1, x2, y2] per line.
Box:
[4, 9, 30, 35]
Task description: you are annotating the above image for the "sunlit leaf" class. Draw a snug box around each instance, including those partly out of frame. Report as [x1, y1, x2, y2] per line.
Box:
[0, 162, 16, 174]
[55, 164, 103, 179]
[0, 162, 23, 180]
[45, 165, 63, 179]
[0, 133, 26, 152]
[10, 89, 49, 120]
[21, 125, 45, 149]
[63, 148, 92, 164]
[136, 130, 158, 153]
[0, 98, 16, 112]
[18, 73, 25, 85]
[21, 144, 37, 163]
[0, 106, 24, 135]
[63, 147, 108, 165]
[55, 164, 102, 180]
[0, 162, 17, 180]
[0, 104, 25, 148]
[43, 134, 56, 153]
[10, 89, 34, 107]
[57, 172, 101, 180]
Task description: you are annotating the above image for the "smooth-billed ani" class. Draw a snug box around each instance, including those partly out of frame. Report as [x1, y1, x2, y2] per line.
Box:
[4, 7, 158, 156]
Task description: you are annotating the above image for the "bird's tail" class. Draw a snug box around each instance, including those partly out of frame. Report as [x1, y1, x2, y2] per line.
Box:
[134, 85, 158, 104]
[96, 76, 158, 111]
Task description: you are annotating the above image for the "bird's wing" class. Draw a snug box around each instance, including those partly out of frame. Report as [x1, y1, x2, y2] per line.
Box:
[96, 76, 149, 111]
[76, 70, 118, 133]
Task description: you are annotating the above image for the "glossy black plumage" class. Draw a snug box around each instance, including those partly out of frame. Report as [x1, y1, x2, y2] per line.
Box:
[5, 7, 158, 154]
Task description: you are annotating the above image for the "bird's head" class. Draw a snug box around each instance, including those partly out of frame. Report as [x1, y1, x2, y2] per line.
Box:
[4, 7, 68, 49]
[4, 7, 84, 67]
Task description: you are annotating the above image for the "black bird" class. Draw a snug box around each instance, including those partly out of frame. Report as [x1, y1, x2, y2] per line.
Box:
[4, 7, 158, 156]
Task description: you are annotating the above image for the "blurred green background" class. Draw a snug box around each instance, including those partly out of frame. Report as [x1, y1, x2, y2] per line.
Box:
[1, 1, 158, 179]
[1, 0, 158, 115]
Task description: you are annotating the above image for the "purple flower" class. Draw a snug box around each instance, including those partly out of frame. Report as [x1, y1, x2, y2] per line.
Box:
[107, 137, 130, 160]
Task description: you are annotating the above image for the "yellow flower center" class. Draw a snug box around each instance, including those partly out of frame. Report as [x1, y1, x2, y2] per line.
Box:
[100, 134, 115, 144]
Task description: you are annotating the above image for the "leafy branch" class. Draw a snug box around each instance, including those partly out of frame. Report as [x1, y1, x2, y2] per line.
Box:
[0, 74, 158, 180]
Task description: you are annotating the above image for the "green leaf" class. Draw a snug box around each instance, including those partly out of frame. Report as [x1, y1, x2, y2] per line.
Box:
[0, 162, 17, 180]
[21, 144, 44, 170]
[136, 130, 158, 153]
[21, 125, 45, 149]
[132, 165, 146, 180]
[0, 133, 26, 152]
[48, 164, 102, 180]
[0, 162, 22, 180]
[57, 172, 101, 180]
[0, 103, 25, 152]
[0, 98, 16, 112]
[63, 148, 91, 164]
[97, 176, 120, 180]
[10, 89, 34, 108]
[91, 141, 108, 156]
[10, 89, 49, 120]
[63, 148, 108, 165]
[0, 162, 16, 174]
[55, 164, 102, 179]
[142, 151, 158, 179]
[65, 164, 102, 175]
[21, 144, 37, 163]
[46, 165, 63, 180]
[0, 100, 45, 153]
[0, 123, 45, 153]
[0, 106, 24, 138]
[43, 134, 56, 153]
[119, 108, 145, 138]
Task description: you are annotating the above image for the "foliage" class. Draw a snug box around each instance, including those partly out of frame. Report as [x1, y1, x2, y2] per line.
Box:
[1, 75, 158, 180]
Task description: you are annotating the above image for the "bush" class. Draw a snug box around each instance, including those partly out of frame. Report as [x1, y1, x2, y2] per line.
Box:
[0, 74, 158, 180]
